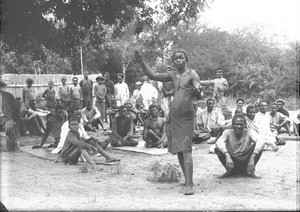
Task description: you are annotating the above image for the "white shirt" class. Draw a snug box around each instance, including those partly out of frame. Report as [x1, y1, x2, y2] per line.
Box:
[114, 82, 129, 106]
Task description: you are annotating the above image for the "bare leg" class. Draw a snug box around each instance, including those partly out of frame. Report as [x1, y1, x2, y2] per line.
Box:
[90, 141, 120, 162]
[182, 151, 194, 195]
[177, 152, 186, 185]
[81, 149, 102, 171]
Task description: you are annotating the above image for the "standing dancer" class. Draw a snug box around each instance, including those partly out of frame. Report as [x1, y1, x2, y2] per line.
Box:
[135, 49, 202, 195]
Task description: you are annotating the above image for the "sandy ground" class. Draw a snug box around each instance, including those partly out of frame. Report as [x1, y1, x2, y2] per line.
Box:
[0, 126, 299, 211]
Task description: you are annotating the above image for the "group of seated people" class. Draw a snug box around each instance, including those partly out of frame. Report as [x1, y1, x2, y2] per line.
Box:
[3, 73, 299, 176]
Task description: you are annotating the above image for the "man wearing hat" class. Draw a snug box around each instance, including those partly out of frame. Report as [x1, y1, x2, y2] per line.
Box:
[114, 73, 129, 107]
[104, 72, 115, 110]
[200, 69, 228, 107]
[94, 75, 106, 122]
[0, 79, 20, 151]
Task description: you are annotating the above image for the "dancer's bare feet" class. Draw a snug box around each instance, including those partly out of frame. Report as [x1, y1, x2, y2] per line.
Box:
[184, 185, 194, 195]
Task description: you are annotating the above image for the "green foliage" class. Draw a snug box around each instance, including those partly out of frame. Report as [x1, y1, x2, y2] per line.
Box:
[147, 161, 182, 183]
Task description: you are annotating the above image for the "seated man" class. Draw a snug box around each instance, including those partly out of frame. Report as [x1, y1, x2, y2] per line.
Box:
[268, 103, 291, 136]
[106, 99, 119, 129]
[19, 99, 48, 135]
[0, 79, 20, 151]
[82, 100, 105, 131]
[143, 104, 167, 148]
[215, 114, 265, 179]
[32, 106, 66, 149]
[61, 118, 101, 169]
[104, 105, 138, 147]
[195, 98, 224, 144]
[275, 99, 292, 135]
[53, 110, 119, 163]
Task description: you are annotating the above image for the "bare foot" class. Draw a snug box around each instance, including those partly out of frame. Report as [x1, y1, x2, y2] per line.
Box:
[184, 185, 194, 195]
[91, 166, 103, 171]
[106, 158, 121, 163]
[217, 171, 232, 179]
[246, 172, 261, 179]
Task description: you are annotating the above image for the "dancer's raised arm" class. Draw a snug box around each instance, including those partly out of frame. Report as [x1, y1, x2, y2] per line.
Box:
[134, 50, 172, 82]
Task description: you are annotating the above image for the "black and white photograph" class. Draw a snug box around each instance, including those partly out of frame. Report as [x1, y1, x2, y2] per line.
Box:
[0, 0, 299, 211]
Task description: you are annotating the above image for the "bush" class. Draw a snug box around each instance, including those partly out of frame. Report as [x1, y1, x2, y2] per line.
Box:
[147, 161, 182, 183]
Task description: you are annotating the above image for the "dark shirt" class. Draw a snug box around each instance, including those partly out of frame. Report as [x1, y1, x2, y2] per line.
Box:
[277, 108, 289, 117]
[0, 91, 17, 121]
[42, 89, 55, 107]
[104, 79, 115, 95]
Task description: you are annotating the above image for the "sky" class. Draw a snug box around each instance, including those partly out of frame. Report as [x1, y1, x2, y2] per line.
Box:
[199, 0, 300, 42]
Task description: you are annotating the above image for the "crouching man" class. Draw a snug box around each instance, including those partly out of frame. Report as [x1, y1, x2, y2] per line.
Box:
[214, 114, 265, 179]
[143, 104, 167, 148]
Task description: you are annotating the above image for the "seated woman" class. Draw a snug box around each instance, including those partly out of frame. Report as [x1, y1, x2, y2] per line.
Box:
[143, 104, 167, 148]
[103, 105, 138, 147]
[19, 99, 49, 135]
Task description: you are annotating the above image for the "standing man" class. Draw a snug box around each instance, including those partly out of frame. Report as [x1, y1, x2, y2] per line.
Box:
[104, 72, 115, 107]
[94, 75, 106, 122]
[201, 70, 228, 107]
[70, 77, 82, 109]
[135, 49, 202, 195]
[0, 79, 20, 152]
[140, 76, 158, 110]
[114, 73, 129, 107]
[80, 72, 93, 108]
[58, 76, 70, 109]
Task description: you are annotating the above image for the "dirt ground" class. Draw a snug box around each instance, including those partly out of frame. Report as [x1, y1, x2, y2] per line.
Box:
[1, 125, 299, 211]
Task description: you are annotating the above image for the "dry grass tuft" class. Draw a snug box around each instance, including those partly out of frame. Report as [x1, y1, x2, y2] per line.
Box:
[147, 161, 182, 183]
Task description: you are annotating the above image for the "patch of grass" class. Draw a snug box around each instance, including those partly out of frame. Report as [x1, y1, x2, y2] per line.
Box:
[147, 161, 182, 183]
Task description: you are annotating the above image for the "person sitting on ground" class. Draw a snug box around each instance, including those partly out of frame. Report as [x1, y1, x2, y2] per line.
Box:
[53, 109, 107, 153]
[22, 78, 35, 109]
[82, 100, 105, 132]
[143, 104, 167, 148]
[268, 103, 291, 136]
[42, 81, 56, 111]
[61, 118, 102, 169]
[134, 98, 148, 124]
[131, 81, 143, 105]
[32, 106, 66, 149]
[193, 102, 205, 144]
[276, 99, 292, 135]
[0, 79, 20, 152]
[19, 99, 48, 135]
[195, 98, 224, 144]
[53, 110, 119, 162]
[103, 105, 138, 147]
[214, 113, 265, 179]
[254, 101, 286, 146]
[106, 99, 119, 129]
[232, 98, 246, 115]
